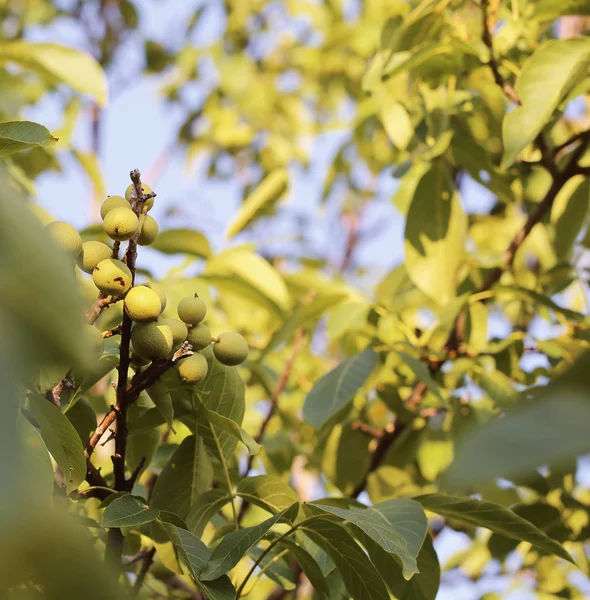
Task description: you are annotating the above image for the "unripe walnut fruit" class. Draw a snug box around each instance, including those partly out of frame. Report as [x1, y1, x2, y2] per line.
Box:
[177, 294, 207, 325]
[130, 342, 150, 366]
[159, 318, 188, 347]
[103, 207, 139, 241]
[92, 259, 132, 295]
[83, 324, 104, 361]
[187, 323, 211, 351]
[138, 215, 159, 246]
[125, 183, 154, 211]
[213, 332, 249, 366]
[177, 353, 208, 384]
[100, 195, 129, 219]
[45, 221, 82, 258]
[131, 322, 173, 360]
[124, 286, 162, 322]
[142, 282, 167, 312]
[78, 241, 112, 274]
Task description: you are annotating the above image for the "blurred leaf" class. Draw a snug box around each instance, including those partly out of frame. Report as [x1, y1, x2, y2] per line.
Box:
[396, 351, 443, 402]
[501, 38, 590, 168]
[534, 0, 590, 20]
[0, 121, 56, 158]
[27, 394, 85, 494]
[236, 475, 300, 517]
[65, 398, 97, 443]
[101, 494, 159, 528]
[226, 169, 288, 238]
[152, 434, 213, 520]
[380, 102, 413, 150]
[72, 149, 105, 203]
[151, 228, 212, 258]
[416, 432, 454, 481]
[416, 494, 574, 564]
[551, 177, 589, 258]
[404, 165, 467, 306]
[0, 42, 108, 106]
[303, 349, 378, 430]
[300, 518, 390, 600]
[204, 248, 292, 318]
[69, 354, 119, 408]
[126, 426, 160, 476]
[445, 394, 590, 493]
[201, 504, 298, 580]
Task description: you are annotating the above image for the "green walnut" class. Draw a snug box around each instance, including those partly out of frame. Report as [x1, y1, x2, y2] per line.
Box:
[83, 324, 104, 361]
[92, 258, 132, 295]
[213, 332, 249, 366]
[177, 294, 207, 325]
[142, 281, 167, 312]
[177, 353, 208, 384]
[124, 286, 162, 322]
[45, 221, 82, 258]
[159, 317, 188, 348]
[138, 215, 159, 246]
[131, 322, 173, 360]
[78, 241, 112, 274]
[103, 206, 139, 241]
[125, 183, 154, 211]
[187, 322, 211, 351]
[100, 195, 129, 219]
[130, 341, 150, 366]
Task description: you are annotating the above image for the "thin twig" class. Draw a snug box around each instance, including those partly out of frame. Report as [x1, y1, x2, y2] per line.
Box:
[102, 322, 123, 338]
[133, 547, 156, 595]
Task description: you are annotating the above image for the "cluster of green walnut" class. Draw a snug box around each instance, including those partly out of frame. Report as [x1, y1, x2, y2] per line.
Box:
[44, 182, 249, 384]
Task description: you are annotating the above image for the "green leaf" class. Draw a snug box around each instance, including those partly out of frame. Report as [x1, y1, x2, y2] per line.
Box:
[19, 415, 54, 498]
[501, 38, 590, 168]
[361, 532, 440, 600]
[151, 434, 213, 520]
[186, 489, 231, 537]
[27, 395, 86, 494]
[146, 380, 174, 428]
[278, 537, 330, 598]
[69, 354, 119, 408]
[0, 121, 57, 158]
[476, 368, 519, 407]
[551, 177, 589, 258]
[379, 102, 414, 150]
[201, 504, 298, 580]
[416, 493, 574, 564]
[126, 426, 160, 476]
[204, 248, 292, 318]
[395, 351, 443, 402]
[404, 165, 467, 306]
[101, 494, 159, 528]
[236, 475, 300, 517]
[303, 349, 378, 430]
[226, 168, 288, 238]
[162, 523, 237, 599]
[194, 346, 246, 462]
[196, 400, 261, 456]
[309, 498, 427, 579]
[445, 393, 590, 493]
[300, 518, 390, 600]
[0, 42, 108, 106]
[466, 301, 488, 354]
[0, 161, 87, 370]
[534, 0, 590, 20]
[151, 228, 212, 258]
[416, 432, 454, 481]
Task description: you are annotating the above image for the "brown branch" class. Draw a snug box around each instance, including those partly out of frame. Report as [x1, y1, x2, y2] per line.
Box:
[349, 16, 590, 499]
[553, 129, 590, 155]
[481, 0, 520, 105]
[133, 547, 156, 596]
[86, 293, 119, 325]
[102, 322, 123, 338]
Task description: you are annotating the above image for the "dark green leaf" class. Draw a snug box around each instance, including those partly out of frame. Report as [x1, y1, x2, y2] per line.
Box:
[27, 395, 86, 493]
[201, 504, 298, 580]
[151, 228, 211, 258]
[101, 494, 159, 528]
[303, 349, 378, 430]
[236, 475, 300, 517]
[186, 489, 231, 537]
[278, 538, 330, 598]
[151, 434, 213, 519]
[0, 121, 57, 158]
[416, 493, 574, 564]
[300, 519, 390, 600]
